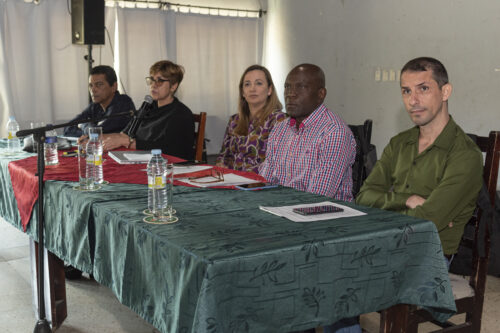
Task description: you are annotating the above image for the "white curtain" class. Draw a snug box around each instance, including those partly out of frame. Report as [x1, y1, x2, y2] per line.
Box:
[0, 1, 13, 137]
[0, 0, 263, 154]
[176, 13, 262, 153]
[0, 0, 89, 135]
[111, 6, 177, 104]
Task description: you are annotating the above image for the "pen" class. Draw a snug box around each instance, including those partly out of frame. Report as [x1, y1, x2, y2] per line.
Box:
[63, 150, 78, 157]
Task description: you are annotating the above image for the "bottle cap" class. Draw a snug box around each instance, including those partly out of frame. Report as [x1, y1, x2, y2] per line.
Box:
[9, 116, 15, 121]
[151, 149, 162, 155]
[45, 136, 57, 144]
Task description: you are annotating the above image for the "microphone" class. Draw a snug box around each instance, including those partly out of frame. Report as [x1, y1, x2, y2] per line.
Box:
[126, 95, 153, 138]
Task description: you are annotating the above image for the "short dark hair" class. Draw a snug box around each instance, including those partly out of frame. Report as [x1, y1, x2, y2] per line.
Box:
[90, 65, 117, 86]
[401, 57, 448, 88]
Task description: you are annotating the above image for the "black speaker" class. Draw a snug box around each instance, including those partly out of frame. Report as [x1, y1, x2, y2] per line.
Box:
[71, 0, 105, 45]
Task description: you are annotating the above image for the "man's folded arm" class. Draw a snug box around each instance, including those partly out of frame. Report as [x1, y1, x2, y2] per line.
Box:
[356, 143, 411, 210]
[403, 149, 483, 231]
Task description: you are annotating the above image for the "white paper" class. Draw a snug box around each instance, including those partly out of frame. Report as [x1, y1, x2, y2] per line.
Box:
[259, 201, 366, 222]
[180, 173, 261, 188]
[173, 165, 212, 175]
[123, 152, 152, 162]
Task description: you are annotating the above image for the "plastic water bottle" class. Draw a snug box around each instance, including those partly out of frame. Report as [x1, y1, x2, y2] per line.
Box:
[6, 116, 21, 152]
[147, 149, 168, 217]
[86, 133, 104, 184]
[44, 128, 59, 165]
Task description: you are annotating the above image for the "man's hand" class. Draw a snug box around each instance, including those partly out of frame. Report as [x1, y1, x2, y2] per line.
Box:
[406, 195, 426, 209]
[77, 135, 88, 146]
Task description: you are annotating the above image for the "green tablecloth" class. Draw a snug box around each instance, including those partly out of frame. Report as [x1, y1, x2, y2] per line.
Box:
[0, 144, 456, 333]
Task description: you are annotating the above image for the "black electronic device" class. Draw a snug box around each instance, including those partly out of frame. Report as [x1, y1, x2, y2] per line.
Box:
[235, 183, 277, 190]
[293, 205, 344, 216]
[71, 0, 105, 45]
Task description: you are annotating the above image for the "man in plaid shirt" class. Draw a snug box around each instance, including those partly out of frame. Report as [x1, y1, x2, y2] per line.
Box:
[259, 63, 356, 202]
[261, 64, 359, 333]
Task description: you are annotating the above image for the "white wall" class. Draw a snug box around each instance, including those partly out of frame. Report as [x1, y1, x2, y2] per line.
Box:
[264, 0, 500, 156]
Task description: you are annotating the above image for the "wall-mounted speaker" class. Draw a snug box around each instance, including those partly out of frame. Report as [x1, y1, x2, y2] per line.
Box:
[71, 0, 105, 45]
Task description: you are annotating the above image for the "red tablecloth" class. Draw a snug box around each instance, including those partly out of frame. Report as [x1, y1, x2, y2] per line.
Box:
[8, 150, 265, 231]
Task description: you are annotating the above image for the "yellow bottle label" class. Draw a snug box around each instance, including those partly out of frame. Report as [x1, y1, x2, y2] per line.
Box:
[7, 132, 13, 139]
[86, 154, 102, 166]
[94, 155, 103, 166]
[148, 175, 165, 189]
[155, 176, 165, 187]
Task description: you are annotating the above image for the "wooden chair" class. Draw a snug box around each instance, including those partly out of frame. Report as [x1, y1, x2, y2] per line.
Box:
[193, 112, 207, 162]
[348, 119, 375, 197]
[381, 131, 500, 333]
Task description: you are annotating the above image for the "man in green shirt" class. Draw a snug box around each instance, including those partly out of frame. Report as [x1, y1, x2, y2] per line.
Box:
[356, 57, 483, 258]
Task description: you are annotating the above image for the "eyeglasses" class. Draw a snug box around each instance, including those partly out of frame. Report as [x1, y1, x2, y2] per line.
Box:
[189, 169, 224, 184]
[145, 76, 170, 86]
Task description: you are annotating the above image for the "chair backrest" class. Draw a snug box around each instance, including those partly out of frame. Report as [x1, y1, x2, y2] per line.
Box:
[193, 112, 207, 162]
[469, 131, 500, 299]
[476, 132, 500, 203]
[450, 132, 500, 273]
[348, 119, 376, 197]
[445, 131, 500, 332]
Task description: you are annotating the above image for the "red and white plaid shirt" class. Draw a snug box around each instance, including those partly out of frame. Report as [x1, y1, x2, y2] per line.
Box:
[259, 104, 356, 201]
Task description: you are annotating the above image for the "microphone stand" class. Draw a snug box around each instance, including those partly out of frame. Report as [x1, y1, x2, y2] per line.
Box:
[32, 127, 50, 333]
[16, 111, 134, 333]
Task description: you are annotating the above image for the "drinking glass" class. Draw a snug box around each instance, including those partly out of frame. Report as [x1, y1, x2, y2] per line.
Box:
[87, 126, 103, 141]
[73, 144, 100, 191]
[29, 121, 45, 153]
[164, 163, 178, 223]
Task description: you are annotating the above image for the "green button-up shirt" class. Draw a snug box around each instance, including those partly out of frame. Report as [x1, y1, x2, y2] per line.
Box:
[356, 117, 483, 255]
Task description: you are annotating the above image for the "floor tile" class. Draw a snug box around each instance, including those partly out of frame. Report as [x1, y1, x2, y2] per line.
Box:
[0, 244, 30, 262]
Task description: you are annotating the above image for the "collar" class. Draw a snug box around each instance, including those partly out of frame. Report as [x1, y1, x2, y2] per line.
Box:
[288, 104, 326, 130]
[154, 97, 179, 111]
[99, 91, 121, 111]
[432, 116, 458, 149]
[405, 116, 458, 150]
[289, 117, 305, 129]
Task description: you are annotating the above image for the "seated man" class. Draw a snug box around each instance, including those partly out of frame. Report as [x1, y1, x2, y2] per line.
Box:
[63, 65, 134, 137]
[259, 63, 358, 333]
[259, 63, 356, 201]
[356, 57, 483, 264]
[101, 60, 195, 160]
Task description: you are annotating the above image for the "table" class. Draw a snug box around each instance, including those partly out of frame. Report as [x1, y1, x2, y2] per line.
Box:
[0, 145, 456, 332]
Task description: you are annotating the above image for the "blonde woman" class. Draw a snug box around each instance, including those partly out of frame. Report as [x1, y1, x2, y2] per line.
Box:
[216, 65, 285, 173]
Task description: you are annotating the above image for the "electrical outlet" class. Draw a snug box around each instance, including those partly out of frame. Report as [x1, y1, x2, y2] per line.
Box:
[382, 70, 388, 82]
[389, 70, 396, 81]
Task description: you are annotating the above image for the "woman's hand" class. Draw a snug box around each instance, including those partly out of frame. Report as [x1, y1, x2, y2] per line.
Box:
[102, 132, 130, 151]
